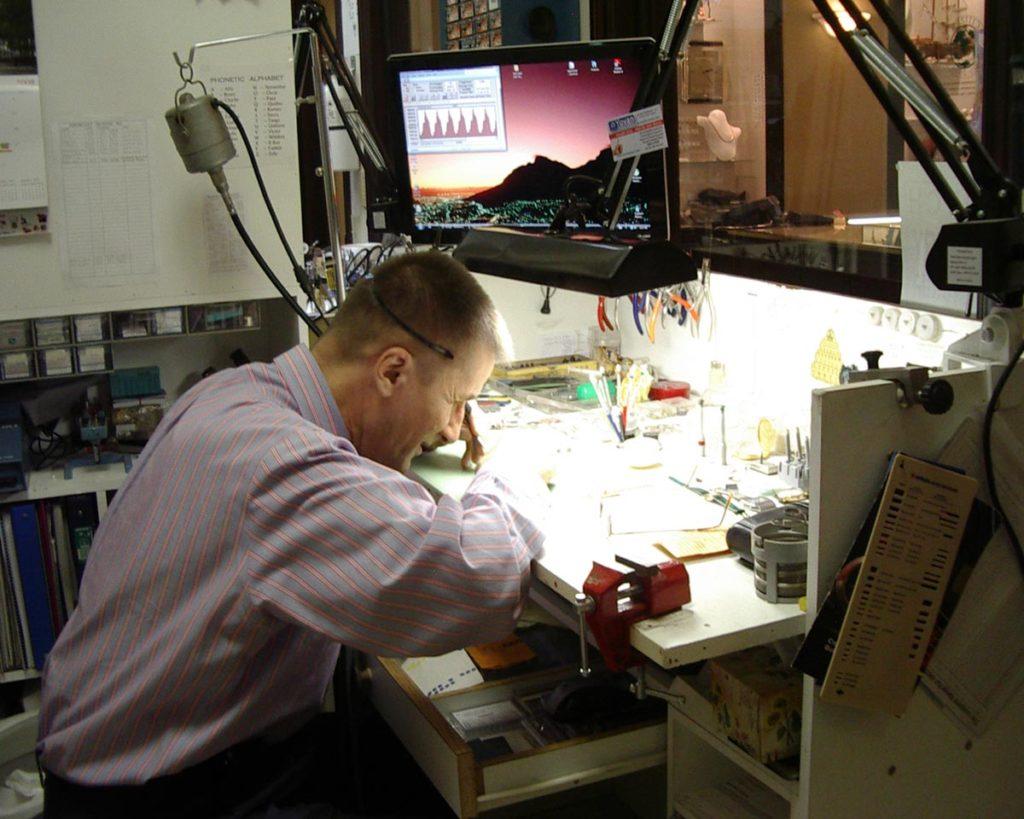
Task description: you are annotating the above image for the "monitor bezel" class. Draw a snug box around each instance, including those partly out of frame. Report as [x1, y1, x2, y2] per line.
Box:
[385, 37, 665, 246]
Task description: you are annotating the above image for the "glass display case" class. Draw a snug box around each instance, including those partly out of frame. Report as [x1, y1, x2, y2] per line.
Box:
[664, 0, 991, 313]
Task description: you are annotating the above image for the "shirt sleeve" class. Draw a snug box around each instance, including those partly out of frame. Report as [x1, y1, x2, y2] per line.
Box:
[243, 430, 547, 657]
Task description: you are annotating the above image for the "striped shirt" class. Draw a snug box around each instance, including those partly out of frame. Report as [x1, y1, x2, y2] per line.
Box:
[37, 345, 546, 785]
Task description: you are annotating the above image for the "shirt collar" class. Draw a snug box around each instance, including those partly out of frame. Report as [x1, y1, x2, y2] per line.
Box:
[275, 345, 348, 439]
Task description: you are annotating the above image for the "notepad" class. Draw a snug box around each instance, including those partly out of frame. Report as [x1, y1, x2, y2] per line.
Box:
[467, 635, 536, 671]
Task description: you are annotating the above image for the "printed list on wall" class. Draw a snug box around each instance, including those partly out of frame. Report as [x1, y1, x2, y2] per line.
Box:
[55, 119, 156, 287]
[205, 69, 291, 168]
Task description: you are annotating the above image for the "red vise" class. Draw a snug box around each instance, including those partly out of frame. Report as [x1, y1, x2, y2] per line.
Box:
[582, 559, 691, 671]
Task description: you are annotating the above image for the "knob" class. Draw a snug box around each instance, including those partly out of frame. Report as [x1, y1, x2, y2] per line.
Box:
[916, 379, 954, 415]
[861, 350, 883, 369]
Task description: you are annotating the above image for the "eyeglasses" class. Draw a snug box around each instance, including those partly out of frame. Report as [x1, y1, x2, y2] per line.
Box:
[370, 284, 455, 360]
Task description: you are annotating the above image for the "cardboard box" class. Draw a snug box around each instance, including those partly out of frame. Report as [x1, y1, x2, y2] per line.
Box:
[708, 645, 802, 764]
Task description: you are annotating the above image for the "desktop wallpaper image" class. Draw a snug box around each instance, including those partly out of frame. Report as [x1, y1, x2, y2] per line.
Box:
[406, 58, 653, 230]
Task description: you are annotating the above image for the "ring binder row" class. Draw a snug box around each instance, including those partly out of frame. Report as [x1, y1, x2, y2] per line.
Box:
[0, 495, 98, 675]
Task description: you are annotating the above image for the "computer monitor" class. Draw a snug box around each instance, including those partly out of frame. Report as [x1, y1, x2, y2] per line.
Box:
[386, 38, 666, 245]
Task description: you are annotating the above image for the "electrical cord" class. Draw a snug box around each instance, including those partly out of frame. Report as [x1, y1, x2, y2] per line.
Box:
[981, 334, 1024, 578]
[228, 210, 322, 336]
[213, 99, 326, 325]
[29, 426, 74, 470]
[540, 286, 554, 314]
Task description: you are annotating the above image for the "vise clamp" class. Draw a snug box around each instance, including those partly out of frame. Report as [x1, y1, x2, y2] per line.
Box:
[573, 555, 691, 673]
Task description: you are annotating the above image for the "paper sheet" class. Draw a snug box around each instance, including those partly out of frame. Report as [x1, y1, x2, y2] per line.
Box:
[603, 485, 736, 534]
[55, 119, 156, 286]
[0, 75, 46, 209]
[203, 193, 250, 275]
[401, 649, 483, 698]
[205, 68, 291, 168]
[897, 161, 972, 315]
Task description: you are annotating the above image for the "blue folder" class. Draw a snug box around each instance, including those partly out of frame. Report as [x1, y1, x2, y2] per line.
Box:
[9, 503, 56, 669]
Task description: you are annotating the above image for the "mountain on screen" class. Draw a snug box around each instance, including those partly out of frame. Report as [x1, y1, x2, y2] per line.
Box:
[468, 149, 613, 207]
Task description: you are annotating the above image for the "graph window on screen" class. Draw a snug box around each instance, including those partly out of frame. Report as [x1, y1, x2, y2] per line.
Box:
[393, 43, 659, 238]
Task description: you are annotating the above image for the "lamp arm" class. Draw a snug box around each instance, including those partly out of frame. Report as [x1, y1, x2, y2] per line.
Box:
[601, 0, 705, 234]
[296, 2, 401, 211]
[814, 0, 1020, 222]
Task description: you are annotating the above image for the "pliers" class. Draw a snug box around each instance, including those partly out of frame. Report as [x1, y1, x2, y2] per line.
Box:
[597, 296, 615, 332]
[646, 291, 664, 341]
[629, 291, 646, 335]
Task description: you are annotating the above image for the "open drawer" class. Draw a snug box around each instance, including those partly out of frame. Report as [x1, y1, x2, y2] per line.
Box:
[366, 656, 667, 817]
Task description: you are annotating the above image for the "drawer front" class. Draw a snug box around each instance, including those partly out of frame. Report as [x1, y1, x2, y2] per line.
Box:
[367, 656, 666, 817]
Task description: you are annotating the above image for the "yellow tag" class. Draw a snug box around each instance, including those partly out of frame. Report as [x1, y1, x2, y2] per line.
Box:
[811, 329, 843, 385]
[756, 417, 776, 457]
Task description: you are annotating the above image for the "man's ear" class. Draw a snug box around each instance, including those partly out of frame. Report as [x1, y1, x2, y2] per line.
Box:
[373, 346, 414, 397]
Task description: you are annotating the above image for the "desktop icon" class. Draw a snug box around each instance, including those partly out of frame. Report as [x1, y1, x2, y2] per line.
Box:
[590, 60, 599, 71]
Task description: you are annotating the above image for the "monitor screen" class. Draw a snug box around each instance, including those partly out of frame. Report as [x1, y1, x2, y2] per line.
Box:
[387, 39, 665, 243]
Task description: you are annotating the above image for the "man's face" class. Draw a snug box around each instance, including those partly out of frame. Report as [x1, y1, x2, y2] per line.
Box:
[378, 342, 494, 473]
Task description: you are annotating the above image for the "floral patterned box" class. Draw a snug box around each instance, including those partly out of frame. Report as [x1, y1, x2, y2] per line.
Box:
[708, 645, 802, 764]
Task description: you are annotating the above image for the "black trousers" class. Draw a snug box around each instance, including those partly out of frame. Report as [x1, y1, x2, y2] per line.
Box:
[42, 719, 348, 819]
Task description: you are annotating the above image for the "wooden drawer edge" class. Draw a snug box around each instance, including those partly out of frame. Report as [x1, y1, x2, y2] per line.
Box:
[368, 656, 478, 816]
[479, 749, 666, 812]
[375, 657, 467, 753]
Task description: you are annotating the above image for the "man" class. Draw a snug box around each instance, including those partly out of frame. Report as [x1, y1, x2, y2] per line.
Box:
[38, 252, 548, 817]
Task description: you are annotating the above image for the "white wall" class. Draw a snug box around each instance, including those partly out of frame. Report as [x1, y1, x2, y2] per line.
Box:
[476, 267, 978, 446]
[617, 273, 978, 445]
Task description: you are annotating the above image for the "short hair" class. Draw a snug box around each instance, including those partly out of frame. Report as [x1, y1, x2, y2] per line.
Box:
[322, 251, 512, 364]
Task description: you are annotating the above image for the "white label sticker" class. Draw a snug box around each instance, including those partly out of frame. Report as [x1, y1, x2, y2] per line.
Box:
[608, 104, 668, 161]
[947, 245, 983, 287]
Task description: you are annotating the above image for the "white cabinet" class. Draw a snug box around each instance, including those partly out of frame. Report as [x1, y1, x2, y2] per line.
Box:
[667, 368, 1024, 818]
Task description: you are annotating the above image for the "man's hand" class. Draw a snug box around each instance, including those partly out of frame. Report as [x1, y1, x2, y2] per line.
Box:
[419, 406, 485, 471]
[459, 404, 485, 471]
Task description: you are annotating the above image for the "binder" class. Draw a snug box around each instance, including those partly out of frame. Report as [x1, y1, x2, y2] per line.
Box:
[51, 501, 79, 613]
[9, 503, 56, 669]
[35, 501, 64, 631]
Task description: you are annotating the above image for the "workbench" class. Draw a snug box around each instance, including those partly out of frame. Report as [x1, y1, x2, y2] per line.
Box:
[368, 428, 804, 817]
[373, 366, 1024, 818]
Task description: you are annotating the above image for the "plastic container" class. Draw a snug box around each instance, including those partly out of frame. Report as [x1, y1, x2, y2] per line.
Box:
[109, 366, 162, 399]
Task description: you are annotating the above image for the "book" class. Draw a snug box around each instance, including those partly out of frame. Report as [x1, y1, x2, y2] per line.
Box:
[1, 510, 33, 670]
[9, 503, 56, 669]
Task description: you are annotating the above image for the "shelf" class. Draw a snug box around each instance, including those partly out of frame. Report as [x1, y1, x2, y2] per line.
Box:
[669, 698, 798, 803]
[0, 669, 41, 684]
[1, 300, 265, 384]
[1, 462, 129, 504]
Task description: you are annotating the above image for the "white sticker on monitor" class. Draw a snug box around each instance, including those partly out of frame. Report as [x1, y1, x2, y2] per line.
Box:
[608, 104, 668, 161]
[947, 245, 983, 287]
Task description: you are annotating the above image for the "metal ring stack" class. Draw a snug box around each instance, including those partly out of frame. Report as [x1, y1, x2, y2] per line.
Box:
[751, 517, 808, 603]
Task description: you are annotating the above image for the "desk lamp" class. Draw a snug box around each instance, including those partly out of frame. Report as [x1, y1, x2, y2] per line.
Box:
[453, 0, 706, 297]
[810, 0, 1023, 344]
[812, 0, 1024, 575]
